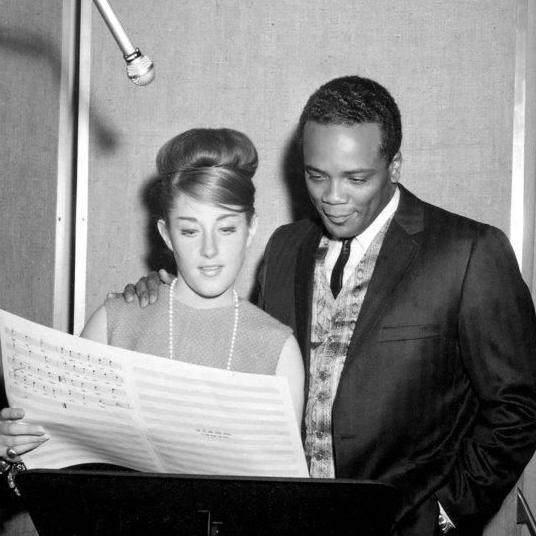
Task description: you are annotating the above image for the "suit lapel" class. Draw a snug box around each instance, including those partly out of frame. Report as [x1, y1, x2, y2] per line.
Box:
[292, 187, 425, 381]
[346, 186, 425, 355]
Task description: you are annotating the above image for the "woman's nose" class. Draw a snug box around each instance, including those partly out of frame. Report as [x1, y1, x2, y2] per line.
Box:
[201, 233, 218, 258]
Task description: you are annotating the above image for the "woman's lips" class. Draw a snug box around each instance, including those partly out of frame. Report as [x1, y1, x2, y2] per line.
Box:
[199, 265, 223, 277]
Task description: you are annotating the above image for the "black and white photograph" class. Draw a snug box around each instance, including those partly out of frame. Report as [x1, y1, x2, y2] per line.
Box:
[1, 1, 536, 535]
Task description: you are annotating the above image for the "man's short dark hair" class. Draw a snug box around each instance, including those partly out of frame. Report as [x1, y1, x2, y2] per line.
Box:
[298, 75, 402, 163]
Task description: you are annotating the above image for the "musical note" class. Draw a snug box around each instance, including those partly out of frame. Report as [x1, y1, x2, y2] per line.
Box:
[3, 325, 127, 409]
[0, 308, 307, 477]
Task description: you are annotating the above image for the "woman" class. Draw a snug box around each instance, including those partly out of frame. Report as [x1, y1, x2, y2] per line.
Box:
[0, 127, 304, 468]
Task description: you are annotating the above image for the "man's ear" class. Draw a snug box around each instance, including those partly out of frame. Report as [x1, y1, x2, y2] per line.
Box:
[247, 214, 258, 247]
[157, 219, 173, 251]
[389, 152, 402, 183]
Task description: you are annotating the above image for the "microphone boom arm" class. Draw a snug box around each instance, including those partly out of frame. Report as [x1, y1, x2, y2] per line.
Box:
[93, 0, 135, 57]
[92, 0, 155, 86]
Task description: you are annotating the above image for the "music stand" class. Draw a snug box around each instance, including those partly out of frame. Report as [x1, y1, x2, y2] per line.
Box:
[16, 468, 401, 536]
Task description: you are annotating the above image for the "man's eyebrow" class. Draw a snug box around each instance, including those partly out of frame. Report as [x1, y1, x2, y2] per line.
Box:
[304, 165, 375, 175]
[342, 168, 375, 175]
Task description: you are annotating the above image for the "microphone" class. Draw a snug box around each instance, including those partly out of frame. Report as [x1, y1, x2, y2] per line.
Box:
[92, 0, 155, 86]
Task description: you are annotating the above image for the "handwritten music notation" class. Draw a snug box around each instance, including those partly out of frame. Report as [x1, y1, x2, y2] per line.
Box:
[3, 327, 130, 410]
[0, 308, 308, 476]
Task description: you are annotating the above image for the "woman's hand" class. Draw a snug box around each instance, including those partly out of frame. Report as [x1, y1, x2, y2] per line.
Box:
[0, 407, 49, 462]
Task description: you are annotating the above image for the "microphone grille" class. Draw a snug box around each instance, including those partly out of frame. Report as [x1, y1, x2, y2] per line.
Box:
[125, 52, 155, 86]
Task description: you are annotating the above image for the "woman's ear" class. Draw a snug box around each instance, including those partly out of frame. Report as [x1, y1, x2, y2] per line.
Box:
[157, 219, 173, 251]
[246, 213, 258, 247]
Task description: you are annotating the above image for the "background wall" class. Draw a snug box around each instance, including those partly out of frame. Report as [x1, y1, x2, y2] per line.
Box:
[0, 3, 64, 533]
[84, 0, 516, 319]
[0, 2, 63, 326]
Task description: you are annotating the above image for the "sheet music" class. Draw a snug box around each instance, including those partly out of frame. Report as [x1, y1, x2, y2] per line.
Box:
[0, 309, 308, 478]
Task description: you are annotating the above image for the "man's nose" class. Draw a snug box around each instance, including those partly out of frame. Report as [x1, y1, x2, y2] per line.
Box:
[201, 233, 218, 258]
[322, 179, 346, 204]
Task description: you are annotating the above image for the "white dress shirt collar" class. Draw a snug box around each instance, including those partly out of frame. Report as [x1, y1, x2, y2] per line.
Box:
[354, 186, 400, 252]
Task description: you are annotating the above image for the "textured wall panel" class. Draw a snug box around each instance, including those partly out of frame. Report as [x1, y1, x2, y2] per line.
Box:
[0, 2, 62, 326]
[85, 1, 515, 320]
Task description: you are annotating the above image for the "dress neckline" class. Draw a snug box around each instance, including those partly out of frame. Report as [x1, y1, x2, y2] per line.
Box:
[164, 284, 239, 312]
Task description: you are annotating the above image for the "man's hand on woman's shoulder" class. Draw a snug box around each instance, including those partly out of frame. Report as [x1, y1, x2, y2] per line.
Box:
[108, 269, 173, 308]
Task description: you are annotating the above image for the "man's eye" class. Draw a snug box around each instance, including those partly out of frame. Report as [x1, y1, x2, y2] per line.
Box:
[219, 226, 237, 235]
[348, 176, 367, 184]
[306, 173, 325, 181]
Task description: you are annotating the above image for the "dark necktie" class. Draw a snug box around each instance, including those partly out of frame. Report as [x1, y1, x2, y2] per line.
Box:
[330, 238, 352, 298]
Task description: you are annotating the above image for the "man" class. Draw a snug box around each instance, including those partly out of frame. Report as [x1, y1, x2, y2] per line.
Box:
[127, 76, 536, 535]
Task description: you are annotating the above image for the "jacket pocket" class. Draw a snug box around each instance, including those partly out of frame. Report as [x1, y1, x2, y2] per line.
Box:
[379, 323, 446, 341]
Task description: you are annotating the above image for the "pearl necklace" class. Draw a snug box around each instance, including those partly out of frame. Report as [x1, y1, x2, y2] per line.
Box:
[168, 278, 240, 370]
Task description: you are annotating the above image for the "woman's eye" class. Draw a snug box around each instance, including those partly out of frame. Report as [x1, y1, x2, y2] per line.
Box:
[219, 226, 237, 235]
[180, 229, 199, 237]
[306, 173, 324, 181]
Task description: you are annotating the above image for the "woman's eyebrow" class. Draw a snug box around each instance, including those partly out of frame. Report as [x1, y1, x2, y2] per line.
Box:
[175, 214, 240, 222]
[304, 165, 325, 174]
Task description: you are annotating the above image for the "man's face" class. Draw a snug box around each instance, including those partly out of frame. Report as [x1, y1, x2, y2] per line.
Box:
[302, 121, 400, 239]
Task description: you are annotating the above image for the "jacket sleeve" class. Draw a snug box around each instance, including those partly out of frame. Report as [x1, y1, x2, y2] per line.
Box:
[253, 231, 276, 310]
[435, 226, 536, 528]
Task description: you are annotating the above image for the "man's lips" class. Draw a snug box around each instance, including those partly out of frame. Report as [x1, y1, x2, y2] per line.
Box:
[323, 212, 353, 224]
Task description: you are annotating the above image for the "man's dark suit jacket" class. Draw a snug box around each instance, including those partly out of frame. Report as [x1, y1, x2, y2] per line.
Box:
[257, 185, 536, 536]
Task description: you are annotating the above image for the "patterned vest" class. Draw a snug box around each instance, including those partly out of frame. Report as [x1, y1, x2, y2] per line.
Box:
[304, 218, 392, 477]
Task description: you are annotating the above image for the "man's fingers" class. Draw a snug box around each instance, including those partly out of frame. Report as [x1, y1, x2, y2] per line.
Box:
[158, 269, 173, 285]
[123, 283, 137, 303]
[146, 272, 163, 304]
[115, 272, 167, 308]
[134, 278, 151, 308]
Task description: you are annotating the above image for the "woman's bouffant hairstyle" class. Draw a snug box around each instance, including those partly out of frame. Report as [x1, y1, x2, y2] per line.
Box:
[155, 128, 258, 222]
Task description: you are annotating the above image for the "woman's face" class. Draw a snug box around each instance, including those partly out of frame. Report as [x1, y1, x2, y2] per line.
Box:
[158, 194, 256, 308]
